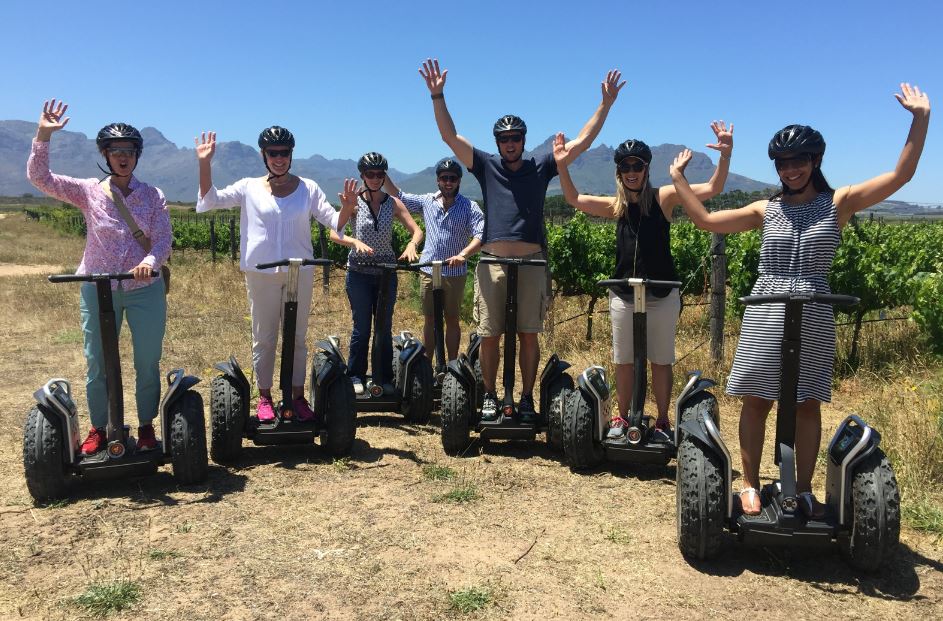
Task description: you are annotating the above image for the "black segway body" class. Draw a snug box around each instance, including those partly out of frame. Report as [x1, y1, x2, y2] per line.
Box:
[675, 293, 900, 570]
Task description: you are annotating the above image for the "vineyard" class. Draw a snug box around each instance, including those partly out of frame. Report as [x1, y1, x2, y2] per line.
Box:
[24, 195, 943, 358]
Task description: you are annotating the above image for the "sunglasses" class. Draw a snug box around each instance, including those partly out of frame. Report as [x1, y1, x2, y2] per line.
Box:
[106, 147, 138, 157]
[363, 171, 386, 180]
[617, 160, 647, 173]
[266, 149, 292, 159]
[496, 134, 523, 144]
[774, 154, 812, 171]
[437, 175, 460, 183]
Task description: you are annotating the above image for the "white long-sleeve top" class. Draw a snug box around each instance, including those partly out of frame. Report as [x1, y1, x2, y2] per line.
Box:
[197, 177, 343, 272]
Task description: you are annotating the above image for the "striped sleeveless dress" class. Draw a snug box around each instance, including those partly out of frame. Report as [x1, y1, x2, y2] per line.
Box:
[726, 191, 841, 403]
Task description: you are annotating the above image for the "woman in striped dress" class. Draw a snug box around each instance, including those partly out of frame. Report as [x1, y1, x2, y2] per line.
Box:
[669, 83, 930, 516]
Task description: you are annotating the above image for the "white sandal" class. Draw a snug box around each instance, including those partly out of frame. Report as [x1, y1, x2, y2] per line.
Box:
[739, 487, 761, 516]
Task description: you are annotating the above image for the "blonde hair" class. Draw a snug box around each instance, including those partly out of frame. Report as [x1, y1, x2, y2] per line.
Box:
[610, 167, 656, 219]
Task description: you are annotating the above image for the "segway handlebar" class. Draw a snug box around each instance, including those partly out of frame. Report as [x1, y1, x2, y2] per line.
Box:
[739, 292, 860, 307]
[255, 258, 334, 270]
[597, 278, 682, 290]
[48, 271, 159, 283]
[479, 256, 546, 267]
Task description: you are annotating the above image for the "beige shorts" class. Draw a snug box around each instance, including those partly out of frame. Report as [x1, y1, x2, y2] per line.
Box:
[473, 252, 548, 336]
[418, 272, 467, 318]
[609, 289, 680, 365]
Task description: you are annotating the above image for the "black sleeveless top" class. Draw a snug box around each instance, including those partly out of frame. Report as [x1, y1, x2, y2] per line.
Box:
[612, 195, 678, 300]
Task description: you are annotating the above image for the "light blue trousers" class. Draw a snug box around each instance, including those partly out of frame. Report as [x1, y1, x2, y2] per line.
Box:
[80, 280, 166, 428]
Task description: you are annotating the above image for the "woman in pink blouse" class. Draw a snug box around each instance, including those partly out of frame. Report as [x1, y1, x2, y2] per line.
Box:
[27, 99, 172, 457]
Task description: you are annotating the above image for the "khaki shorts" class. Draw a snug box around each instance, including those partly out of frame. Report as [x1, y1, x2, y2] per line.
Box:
[609, 289, 680, 365]
[419, 272, 467, 318]
[473, 252, 548, 336]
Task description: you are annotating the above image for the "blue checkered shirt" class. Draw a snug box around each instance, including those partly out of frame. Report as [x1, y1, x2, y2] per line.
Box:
[398, 191, 484, 276]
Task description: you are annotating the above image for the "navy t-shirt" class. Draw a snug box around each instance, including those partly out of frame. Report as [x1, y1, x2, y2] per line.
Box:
[470, 147, 558, 246]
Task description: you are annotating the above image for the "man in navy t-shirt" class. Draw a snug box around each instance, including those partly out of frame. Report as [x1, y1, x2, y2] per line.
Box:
[418, 58, 624, 423]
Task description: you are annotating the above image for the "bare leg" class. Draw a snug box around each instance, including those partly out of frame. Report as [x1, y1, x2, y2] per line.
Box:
[795, 399, 822, 494]
[740, 395, 774, 491]
[615, 363, 634, 419]
[650, 362, 673, 425]
[518, 332, 539, 396]
[445, 314, 461, 361]
[480, 334, 500, 394]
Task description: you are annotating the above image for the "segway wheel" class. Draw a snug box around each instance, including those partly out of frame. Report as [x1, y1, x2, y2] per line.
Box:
[679, 390, 720, 430]
[403, 355, 434, 424]
[310, 351, 329, 418]
[562, 388, 604, 468]
[473, 356, 485, 410]
[841, 449, 901, 571]
[676, 433, 725, 560]
[209, 375, 245, 464]
[440, 373, 472, 456]
[545, 374, 574, 452]
[169, 390, 209, 485]
[23, 406, 70, 503]
[321, 377, 357, 457]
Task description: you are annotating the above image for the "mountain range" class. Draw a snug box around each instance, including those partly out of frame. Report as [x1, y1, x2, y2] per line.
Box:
[1, 120, 773, 203]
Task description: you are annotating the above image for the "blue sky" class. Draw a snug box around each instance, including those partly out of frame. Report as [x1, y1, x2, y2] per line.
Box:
[3, 0, 940, 202]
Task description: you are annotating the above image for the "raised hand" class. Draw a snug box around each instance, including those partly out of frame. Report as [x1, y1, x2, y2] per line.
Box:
[419, 58, 447, 95]
[670, 149, 693, 180]
[37, 99, 70, 140]
[601, 69, 626, 107]
[705, 121, 734, 158]
[552, 132, 571, 164]
[194, 131, 216, 161]
[895, 83, 930, 117]
[338, 178, 360, 210]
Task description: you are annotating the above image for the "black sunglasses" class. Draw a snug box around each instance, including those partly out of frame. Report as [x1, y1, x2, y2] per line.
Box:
[266, 148, 292, 159]
[496, 134, 523, 144]
[774, 154, 813, 170]
[437, 175, 460, 183]
[617, 160, 647, 173]
[363, 170, 386, 180]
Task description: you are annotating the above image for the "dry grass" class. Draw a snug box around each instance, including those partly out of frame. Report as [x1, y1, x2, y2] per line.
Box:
[0, 212, 941, 620]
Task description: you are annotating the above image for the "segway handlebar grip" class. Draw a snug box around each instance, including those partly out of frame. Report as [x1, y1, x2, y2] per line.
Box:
[739, 293, 860, 307]
[302, 258, 334, 267]
[255, 260, 290, 270]
[479, 256, 547, 267]
[48, 271, 155, 283]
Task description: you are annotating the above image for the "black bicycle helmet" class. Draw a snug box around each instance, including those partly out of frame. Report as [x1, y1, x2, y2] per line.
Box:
[96, 123, 143, 154]
[358, 152, 388, 172]
[614, 139, 652, 165]
[768, 124, 825, 159]
[435, 157, 462, 178]
[258, 126, 296, 149]
[492, 115, 527, 136]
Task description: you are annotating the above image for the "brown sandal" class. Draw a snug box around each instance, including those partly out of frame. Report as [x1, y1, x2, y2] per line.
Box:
[739, 487, 761, 516]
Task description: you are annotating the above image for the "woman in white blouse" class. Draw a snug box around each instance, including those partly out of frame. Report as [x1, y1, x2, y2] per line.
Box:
[195, 127, 356, 423]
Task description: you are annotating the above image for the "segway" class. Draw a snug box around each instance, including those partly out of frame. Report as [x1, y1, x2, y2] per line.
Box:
[439, 256, 573, 455]
[564, 278, 719, 469]
[23, 271, 207, 503]
[676, 292, 900, 571]
[210, 258, 356, 463]
[322, 263, 435, 424]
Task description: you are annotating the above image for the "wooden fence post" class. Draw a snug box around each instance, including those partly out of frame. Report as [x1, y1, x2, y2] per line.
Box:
[318, 224, 329, 292]
[230, 216, 237, 262]
[710, 232, 726, 363]
[210, 217, 216, 263]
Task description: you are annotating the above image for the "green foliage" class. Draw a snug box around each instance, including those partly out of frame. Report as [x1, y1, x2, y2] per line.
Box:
[70, 580, 141, 617]
[546, 211, 614, 297]
[448, 586, 493, 613]
[432, 483, 479, 503]
[422, 463, 456, 481]
[912, 267, 943, 354]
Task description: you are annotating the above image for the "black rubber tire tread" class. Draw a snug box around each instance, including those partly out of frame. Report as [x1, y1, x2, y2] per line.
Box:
[392, 344, 402, 391]
[676, 433, 725, 560]
[209, 375, 245, 464]
[545, 374, 574, 452]
[321, 377, 357, 457]
[679, 390, 719, 430]
[170, 390, 209, 485]
[841, 449, 901, 572]
[440, 373, 472, 456]
[562, 388, 604, 468]
[22, 406, 70, 503]
[473, 356, 485, 410]
[311, 351, 328, 418]
[403, 355, 434, 424]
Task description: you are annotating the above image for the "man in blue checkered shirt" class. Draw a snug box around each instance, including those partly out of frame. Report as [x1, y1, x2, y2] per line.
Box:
[383, 158, 483, 362]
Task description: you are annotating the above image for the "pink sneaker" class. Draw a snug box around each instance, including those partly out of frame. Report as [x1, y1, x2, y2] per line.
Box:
[257, 396, 277, 422]
[294, 396, 315, 422]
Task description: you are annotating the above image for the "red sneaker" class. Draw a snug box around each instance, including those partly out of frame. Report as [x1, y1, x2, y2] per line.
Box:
[137, 424, 158, 451]
[80, 427, 106, 456]
[257, 396, 276, 422]
[293, 396, 316, 422]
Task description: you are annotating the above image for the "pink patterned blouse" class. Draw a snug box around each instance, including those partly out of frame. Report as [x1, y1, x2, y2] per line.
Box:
[27, 140, 172, 291]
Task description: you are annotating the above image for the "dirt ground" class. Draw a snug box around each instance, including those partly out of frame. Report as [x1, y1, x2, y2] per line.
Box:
[0, 213, 940, 620]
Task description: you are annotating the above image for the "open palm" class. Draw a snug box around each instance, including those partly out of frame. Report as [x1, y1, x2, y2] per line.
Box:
[194, 131, 216, 161]
[39, 99, 70, 133]
[895, 83, 930, 117]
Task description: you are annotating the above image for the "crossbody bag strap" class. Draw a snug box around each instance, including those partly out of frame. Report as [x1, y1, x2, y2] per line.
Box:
[100, 179, 152, 253]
